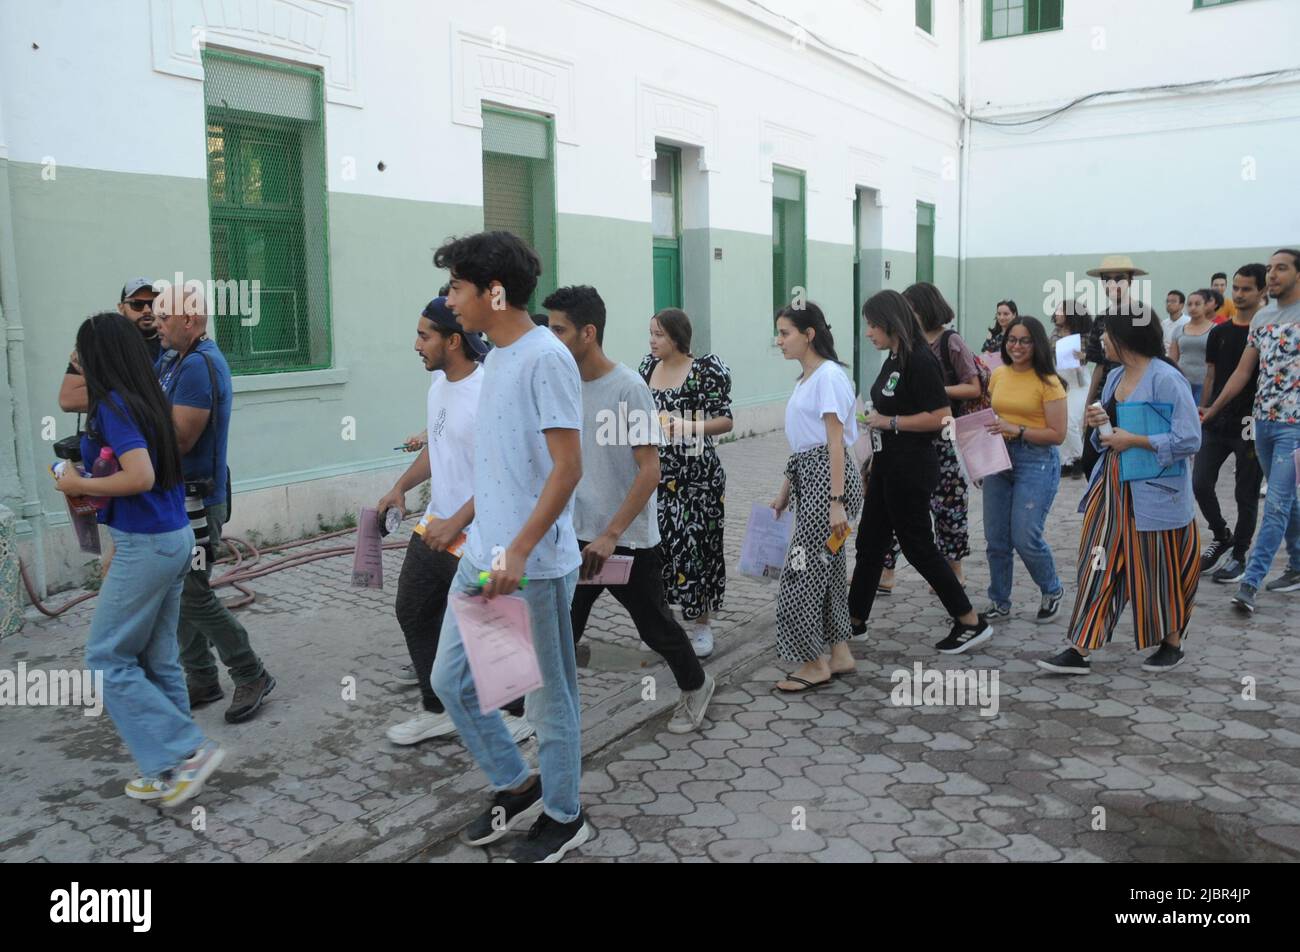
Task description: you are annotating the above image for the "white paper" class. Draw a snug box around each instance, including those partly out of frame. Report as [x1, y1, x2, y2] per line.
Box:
[1055, 333, 1082, 371]
[739, 502, 794, 580]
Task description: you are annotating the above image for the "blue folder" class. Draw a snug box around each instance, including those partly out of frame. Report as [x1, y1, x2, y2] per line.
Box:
[1116, 401, 1185, 482]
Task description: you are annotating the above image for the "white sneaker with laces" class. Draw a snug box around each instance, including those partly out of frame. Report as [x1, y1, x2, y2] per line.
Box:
[691, 625, 714, 658]
[387, 710, 457, 745]
[503, 713, 536, 744]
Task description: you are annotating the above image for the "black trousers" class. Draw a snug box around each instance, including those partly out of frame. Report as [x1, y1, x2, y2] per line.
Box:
[570, 541, 705, 692]
[394, 533, 523, 716]
[849, 452, 973, 624]
[1193, 422, 1263, 560]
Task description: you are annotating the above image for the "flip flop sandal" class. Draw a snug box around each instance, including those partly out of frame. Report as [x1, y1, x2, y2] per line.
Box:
[829, 668, 857, 679]
[775, 674, 833, 693]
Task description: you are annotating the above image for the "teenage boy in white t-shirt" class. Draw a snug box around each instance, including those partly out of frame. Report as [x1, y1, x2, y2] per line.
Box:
[544, 284, 716, 734]
[375, 297, 534, 747]
[431, 231, 590, 864]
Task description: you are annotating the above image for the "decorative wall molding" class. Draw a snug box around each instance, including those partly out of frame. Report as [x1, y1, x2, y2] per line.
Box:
[150, 0, 361, 107]
[913, 164, 940, 206]
[450, 25, 578, 144]
[635, 80, 720, 172]
[846, 147, 887, 201]
[760, 119, 815, 187]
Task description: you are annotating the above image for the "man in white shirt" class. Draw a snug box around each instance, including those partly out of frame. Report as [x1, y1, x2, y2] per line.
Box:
[375, 296, 532, 747]
[1161, 289, 1189, 353]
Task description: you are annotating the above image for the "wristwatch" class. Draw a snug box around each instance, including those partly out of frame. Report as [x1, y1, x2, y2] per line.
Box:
[829, 495, 845, 503]
[890, 416, 899, 432]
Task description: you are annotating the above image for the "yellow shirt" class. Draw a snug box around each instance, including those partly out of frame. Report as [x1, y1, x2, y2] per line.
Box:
[989, 365, 1066, 430]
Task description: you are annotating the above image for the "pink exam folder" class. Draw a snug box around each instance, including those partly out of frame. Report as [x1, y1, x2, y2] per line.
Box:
[577, 554, 634, 586]
[952, 409, 1012, 482]
[979, 351, 1004, 371]
[449, 593, 544, 715]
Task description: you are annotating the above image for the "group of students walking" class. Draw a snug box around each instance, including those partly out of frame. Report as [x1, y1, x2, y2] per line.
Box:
[54, 232, 1298, 864]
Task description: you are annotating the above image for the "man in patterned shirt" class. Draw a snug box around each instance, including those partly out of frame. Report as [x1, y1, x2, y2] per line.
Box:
[1201, 249, 1300, 613]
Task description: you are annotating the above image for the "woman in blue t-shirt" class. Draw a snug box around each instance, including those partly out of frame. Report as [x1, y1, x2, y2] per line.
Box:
[53, 312, 224, 807]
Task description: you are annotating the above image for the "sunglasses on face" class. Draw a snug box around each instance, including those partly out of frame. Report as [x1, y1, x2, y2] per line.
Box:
[125, 299, 154, 312]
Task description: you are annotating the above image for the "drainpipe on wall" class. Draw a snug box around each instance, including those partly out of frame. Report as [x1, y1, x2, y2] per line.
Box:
[957, 0, 973, 340]
[0, 101, 48, 598]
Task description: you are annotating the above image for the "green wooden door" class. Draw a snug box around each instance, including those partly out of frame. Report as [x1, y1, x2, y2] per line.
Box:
[651, 146, 682, 311]
[652, 240, 681, 312]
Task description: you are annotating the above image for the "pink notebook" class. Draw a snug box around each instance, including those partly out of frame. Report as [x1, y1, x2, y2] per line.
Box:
[578, 554, 634, 585]
[449, 593, 543, 714]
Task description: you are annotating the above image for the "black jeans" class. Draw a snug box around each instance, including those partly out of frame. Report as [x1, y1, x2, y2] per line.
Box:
[1193, 422, 1263, 560]
[394, 533, 524, 716]
[849, 452, 973, 624]
[570, 541, 705, 692]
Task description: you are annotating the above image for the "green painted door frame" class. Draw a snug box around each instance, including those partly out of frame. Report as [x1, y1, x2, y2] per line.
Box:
[651, 145, 682, 312]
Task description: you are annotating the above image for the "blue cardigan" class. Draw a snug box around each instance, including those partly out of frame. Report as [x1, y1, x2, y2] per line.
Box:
[1081, 358, 1201, 532]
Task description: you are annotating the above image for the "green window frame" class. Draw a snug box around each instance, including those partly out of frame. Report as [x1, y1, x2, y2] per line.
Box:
[915, 202, 935, 284]
[480, 106, 557, 312]
[772, 167, 806, 319]
[916, 0, 933, 34]
[202, 49, 332, 375]
[983, 0, 1063, 40]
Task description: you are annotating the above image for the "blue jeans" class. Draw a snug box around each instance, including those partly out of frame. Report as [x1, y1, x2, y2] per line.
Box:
[1244, 420, 1300, 588]
[983, 440, 1063, 609]
[431, 558, 582, 823]
[86, 526, 206, 777]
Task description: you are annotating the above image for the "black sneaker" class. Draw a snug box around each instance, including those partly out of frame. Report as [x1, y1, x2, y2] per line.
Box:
[1265, 568, 1300, 593]
[982, 603, 1011, 620]
[459, 781, 544, 847]
[1199, 536, 1233, 574]
[1036, 647, 1091, 675]
[1211, 557, 1245, 584]
[1142, 642, 1185, 672]
[225, 671, 276, 723]
[934, 614, 993, 655]
[1036, 590, 1064, 623]
[1232, 583, 1257, 615]
[187, 680, 224, 709]
[507, 812, 592, 864]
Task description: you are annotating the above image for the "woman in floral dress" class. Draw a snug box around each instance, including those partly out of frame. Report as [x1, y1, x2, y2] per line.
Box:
[639, 308, 733, 658]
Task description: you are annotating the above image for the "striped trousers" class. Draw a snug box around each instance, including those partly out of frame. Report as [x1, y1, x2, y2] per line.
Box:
[1067, 452, 1200, 651]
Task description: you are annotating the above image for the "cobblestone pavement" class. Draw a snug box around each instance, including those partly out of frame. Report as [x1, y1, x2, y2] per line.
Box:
[4, 429, 1297, 862]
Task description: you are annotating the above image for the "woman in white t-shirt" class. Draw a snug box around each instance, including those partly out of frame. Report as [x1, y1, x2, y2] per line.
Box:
[769, 302, 863, 692]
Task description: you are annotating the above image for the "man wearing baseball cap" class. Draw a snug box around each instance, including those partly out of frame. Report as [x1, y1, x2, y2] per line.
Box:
[58, 277, 164, 412]
[375, 297, 531, 748]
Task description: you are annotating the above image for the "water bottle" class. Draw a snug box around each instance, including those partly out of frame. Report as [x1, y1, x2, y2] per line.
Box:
[87, 447, 119, 510]
[866, 401, 883, 453]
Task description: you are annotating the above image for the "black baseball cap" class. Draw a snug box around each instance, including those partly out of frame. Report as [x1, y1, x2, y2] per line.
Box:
[421, 296, 488, 359]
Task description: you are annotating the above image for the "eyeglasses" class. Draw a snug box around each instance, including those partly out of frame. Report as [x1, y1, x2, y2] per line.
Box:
[1005, 336, 1033, 347]
[125, 299, 154, 312]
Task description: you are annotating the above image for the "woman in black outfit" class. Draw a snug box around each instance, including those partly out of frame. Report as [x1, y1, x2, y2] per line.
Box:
[849, 291, 993, 655]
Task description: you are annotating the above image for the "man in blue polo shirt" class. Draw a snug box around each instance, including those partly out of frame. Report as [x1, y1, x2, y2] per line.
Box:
[154, 285, 274, 723]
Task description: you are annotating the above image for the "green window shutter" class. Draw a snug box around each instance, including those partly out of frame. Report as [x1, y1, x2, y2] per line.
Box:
[771, 168, 806, 317]
[916, 0, 933, 33]
[481, 108, 556, 310]
[985, 0, 1062, 39]
[202, 49, 332, 375]
[916, 202, 935, 284]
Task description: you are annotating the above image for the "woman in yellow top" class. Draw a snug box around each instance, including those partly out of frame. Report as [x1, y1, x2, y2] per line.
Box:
[982, 316, 1069, 622]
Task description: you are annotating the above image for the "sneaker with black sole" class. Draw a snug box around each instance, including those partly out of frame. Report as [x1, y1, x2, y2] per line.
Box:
[982, 603, 1011, 620]
[1036, 590, 1064, 623]
[187, 681, 224, 709]
[1037, 647, 1091, 674]
[507, 812, 592, 864]
[1142, 642, 1185, 672]
[1265, 569, 1300, 593]
[1211, 557, 1245, 584]
[1199, 536, 1233, 574]
[1232, 583, 1257, 615]
[459, 782, 544, 847]
[934, 614, 993, 655]
[225, 671, 276, 723]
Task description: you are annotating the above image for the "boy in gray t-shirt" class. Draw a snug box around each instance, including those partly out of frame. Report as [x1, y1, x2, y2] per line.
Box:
[544, 285, 715, 735]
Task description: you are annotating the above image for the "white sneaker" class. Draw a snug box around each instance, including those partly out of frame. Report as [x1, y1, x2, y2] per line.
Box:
[503, 713, 536, 744]
[690, 626, 714, 658]
[667, 673, 716, 734]
[387, 710, 457, 745]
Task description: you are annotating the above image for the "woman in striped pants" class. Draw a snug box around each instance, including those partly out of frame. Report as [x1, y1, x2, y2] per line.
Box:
[1037, 309, 1202, 675]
